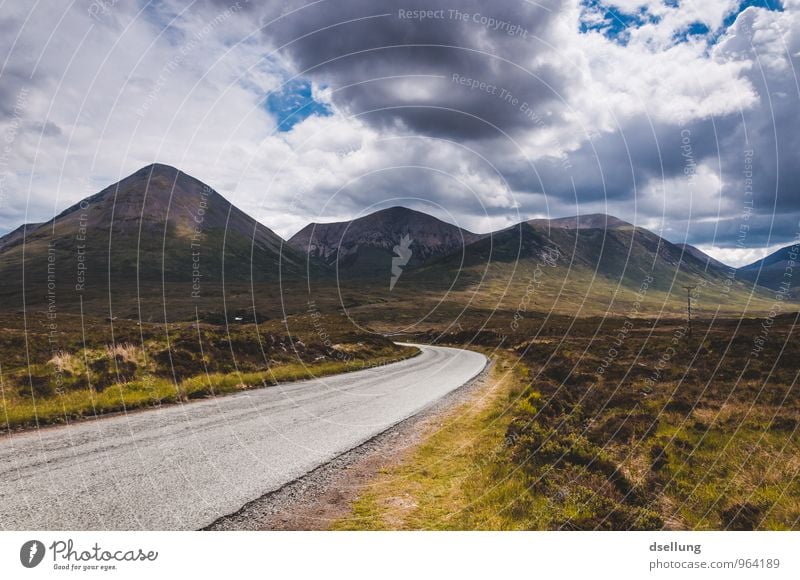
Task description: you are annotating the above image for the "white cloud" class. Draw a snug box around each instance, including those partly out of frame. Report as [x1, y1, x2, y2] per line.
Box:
[640, 163, 730, 219]
[0, 0, 797, 253]
[699, 241, 789, 268]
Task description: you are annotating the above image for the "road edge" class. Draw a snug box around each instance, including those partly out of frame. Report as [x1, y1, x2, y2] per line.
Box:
[203, 348, 491, 531]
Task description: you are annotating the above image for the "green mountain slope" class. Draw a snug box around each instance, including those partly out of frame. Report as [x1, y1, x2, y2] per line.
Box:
[0, 164, 311, 320]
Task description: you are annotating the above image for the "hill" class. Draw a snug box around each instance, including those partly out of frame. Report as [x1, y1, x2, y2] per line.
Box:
[0, 164, 310, 321]
[527, 213, 634, 231]
[737, 242, 800, 295]
[0, 173, 784, 329]
[673, 243, 728, 272]
[340, 216, 779, 331]
[288, 206, 484, 277]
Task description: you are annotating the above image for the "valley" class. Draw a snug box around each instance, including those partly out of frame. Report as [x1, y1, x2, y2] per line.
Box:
[0, 164, 797, 531]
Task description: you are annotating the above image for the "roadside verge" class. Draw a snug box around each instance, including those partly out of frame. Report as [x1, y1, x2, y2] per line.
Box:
[205, 349, 525, 531]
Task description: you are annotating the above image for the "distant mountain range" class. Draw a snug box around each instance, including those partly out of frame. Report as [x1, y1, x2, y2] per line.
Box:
[736, 243, 800, 294]
[0, 164, 789, 322]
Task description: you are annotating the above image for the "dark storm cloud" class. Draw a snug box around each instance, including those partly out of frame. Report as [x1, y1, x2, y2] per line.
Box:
[696, 8, 800, 246]
[716, 81, 800, 217]
[254, 1, 800, 248]
[259, 0, 567, 139]
[506, 8, 800, 249]
[492, 117, 721, 208]
[30, 120, 63, 137]
[1, 0, 796, 259]
[711, 7, 800, 212]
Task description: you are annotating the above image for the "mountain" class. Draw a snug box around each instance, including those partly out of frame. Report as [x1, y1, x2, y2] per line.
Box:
[737, 243, 800, 293]
[527, 213, 634, 231]
[447, 218, 725, 287]
[291, 208, 777, 326]
[0, 164, 309, 320]
[529, 215, 731, 274]
[0, 177, 781, 327]
[674, 243, 728, 272]
[366, 213, 780, 325]
[288, 206, 484, 275]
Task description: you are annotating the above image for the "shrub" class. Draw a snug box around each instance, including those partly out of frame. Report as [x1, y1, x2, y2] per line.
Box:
[721, 503, 763, 531]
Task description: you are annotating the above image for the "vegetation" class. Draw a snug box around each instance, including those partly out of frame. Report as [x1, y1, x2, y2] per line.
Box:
[335, 314, 800, 530]
[1, 163, 796, 531]
[333, 352, 535, 530]
[502, 314, 800, 530]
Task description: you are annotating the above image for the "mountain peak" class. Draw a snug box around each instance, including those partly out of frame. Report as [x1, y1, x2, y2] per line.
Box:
[528, 213, 634, 230]
[372, 205, 436, 219]
[288, 206, 483, 272]
[305, 206, 472, 229]
[103, 163, 184, 190]
[131, 162, 181, 176]
[0, 163, 304, 318]
[141, 162, 180, 172]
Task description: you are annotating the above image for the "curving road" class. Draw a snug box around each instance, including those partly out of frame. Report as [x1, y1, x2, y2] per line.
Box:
[0, 344, 486, 530]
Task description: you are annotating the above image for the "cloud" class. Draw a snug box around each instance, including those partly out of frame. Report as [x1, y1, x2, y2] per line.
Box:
[256, 0, 568, 140]
[699, 240, 791, 268]
[0, 0, 797, 266]
[0, 0, 284, 231]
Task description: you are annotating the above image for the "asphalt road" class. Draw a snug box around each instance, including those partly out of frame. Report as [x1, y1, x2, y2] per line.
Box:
[0, 344, 486, 530]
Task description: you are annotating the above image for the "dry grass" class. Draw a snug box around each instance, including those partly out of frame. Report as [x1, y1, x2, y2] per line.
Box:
[333, 353, 533, 530]
[105, 342, 141, 363]
[48, 351, 79, 374]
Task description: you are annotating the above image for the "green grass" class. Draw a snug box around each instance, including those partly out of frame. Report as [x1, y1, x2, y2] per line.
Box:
[650, 414, 800, 530]
[333, 353, 537, 530]
[0, 346, 419, 432]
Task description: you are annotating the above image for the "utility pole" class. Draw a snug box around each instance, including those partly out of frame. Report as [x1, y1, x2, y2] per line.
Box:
[683, 285, 696, 341]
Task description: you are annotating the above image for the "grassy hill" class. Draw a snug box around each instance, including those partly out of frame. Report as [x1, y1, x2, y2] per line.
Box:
[332, 219, 780, 334]
[0, 164, 317, 321]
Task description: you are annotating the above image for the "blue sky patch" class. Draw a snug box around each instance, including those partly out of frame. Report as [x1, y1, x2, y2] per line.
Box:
[579, 0, 657, 45]
[723, 0, 783, 28]
[672, 21, 711, 43]
[581, 0, 783, 46]
[266, 79, 332, 132]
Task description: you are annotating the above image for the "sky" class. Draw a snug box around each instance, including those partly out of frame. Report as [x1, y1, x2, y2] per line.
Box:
[0, 0, 797, 267]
